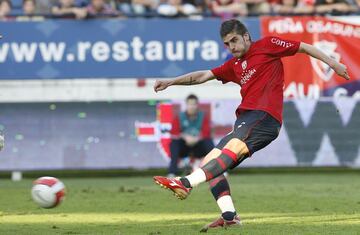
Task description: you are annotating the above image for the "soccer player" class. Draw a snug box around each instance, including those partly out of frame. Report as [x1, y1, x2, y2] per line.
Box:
[153, 19, 350, 232]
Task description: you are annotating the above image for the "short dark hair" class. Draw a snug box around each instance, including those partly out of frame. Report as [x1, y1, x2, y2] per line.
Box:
[186, 94, 198, 102]
[220, 19, 250, 39]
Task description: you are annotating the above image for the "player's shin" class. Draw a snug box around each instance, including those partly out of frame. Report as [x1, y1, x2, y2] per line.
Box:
[201, 148, 238, 180]
[209, 174, 237, 220]
[181, 148, 239, 187]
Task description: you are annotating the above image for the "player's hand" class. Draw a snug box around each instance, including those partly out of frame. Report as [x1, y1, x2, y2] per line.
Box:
[332, 62, 350, 80]
[154, 80, 171, 92]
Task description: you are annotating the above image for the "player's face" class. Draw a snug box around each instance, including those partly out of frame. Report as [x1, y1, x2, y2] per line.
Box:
[223, 32, 251, 58]
[186, 99, 198, 116]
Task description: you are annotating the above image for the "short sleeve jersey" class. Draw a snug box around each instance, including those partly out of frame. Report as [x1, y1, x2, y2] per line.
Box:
[211, 36, 300, 123]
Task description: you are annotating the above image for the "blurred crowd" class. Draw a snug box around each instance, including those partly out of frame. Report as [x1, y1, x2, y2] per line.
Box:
[0, 0, 359, 20]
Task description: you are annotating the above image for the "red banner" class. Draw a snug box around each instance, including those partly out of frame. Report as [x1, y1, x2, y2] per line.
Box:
[261, 16, 360, 98]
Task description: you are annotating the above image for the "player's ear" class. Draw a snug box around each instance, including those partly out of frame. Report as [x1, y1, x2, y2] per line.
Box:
[243, 33, 250, 42]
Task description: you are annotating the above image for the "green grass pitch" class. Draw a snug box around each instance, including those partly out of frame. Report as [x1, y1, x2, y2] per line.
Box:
[0, 173, 360, 234]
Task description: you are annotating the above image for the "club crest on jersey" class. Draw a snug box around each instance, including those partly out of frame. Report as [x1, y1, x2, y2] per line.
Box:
[241, 60, 247, 70]
[310, 41, 340, 82]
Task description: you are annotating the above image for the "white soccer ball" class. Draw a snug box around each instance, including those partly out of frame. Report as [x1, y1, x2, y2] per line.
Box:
[31, 176, 66, 208]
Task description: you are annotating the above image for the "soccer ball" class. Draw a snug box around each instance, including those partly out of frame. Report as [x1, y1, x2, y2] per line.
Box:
[31, 176, 66, 208]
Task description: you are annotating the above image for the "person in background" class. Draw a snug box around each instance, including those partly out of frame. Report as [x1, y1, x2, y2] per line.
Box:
[17, 0, 45, 20]
[115, 0, 132, 15]
[270, 0, 316, 14]
[269, 0, 296, 14]
[351, 0, 360, 13]
[184, 0, 208, 15]
[131, 0, 159, 16]
[23, 0, 37, 14]
[209, 0, 248, 18]
[315, 0, 352, 15]
[157, 0, 199, 17]
[293, 0, 315, 14]
[0, 0, 11, 19]
[51, 0, 87, 19]
[168, 94, 214, 177]
[86, 0, 120, 17]
[35, 0, 57, 14]
[245, 0, 271, 16]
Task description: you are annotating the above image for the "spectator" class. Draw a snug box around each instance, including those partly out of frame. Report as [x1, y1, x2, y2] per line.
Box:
[270, 0, 296, 14]
[131, 0, 158, 16]
[17, 0, 45, 20]
[315, 0, 352, 15]
[115, 0, 133, 15]
[0, 0, 11, 19]
[293, 0, 315, 14]
[168, 94, 214, 177]
[184, 0, 208, 14]
[36, 0, 57, 14]
[246, 0, 271, 15]
[351, 0, 360, 13]
[86, 0, 120, 17]
[157, 0, 199, 17]
[23, 0, 37, 14]
[209, 0, 247, 18]
[51, 0, 87, 19]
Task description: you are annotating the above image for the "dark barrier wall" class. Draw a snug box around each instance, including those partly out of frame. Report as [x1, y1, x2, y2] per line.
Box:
[0, 19, 261, 79]
[0, 100, 359, 170]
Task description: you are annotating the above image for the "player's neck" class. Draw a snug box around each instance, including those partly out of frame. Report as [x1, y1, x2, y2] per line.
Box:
[238, 42, 252, 59]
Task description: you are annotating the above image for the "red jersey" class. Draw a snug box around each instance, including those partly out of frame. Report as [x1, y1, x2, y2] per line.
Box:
[211, 36, 300, 124]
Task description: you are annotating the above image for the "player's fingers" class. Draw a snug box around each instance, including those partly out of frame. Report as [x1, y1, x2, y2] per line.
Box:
[155, 85, 164, 92]
[154, 81, 160, 91]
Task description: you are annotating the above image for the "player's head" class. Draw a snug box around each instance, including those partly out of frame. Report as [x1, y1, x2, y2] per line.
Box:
[220, 19, 251, 58]
[186, 94, 199, 116]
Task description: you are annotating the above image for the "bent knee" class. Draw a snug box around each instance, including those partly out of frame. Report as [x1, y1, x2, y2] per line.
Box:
[223, 138, 249, 158]
[200, 148, 222, 167]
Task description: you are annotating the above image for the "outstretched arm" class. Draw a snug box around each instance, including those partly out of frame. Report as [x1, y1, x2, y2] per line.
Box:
[154, 70, 216, 92]
[298, 42, 350, 80]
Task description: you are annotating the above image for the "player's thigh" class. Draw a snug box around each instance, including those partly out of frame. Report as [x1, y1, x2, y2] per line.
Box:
[199, 148, 222, 167]
[243, 114, 281, 156]
[215, 131, 234, 150]
[216, 110, 267, 151]
[228, 112, 280, 168]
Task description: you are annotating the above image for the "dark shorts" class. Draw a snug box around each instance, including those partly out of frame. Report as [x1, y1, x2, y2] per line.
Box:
[216, 110, 281, 165]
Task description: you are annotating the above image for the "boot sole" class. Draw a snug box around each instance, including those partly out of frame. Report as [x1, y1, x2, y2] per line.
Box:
[154, 179, 188, 200]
